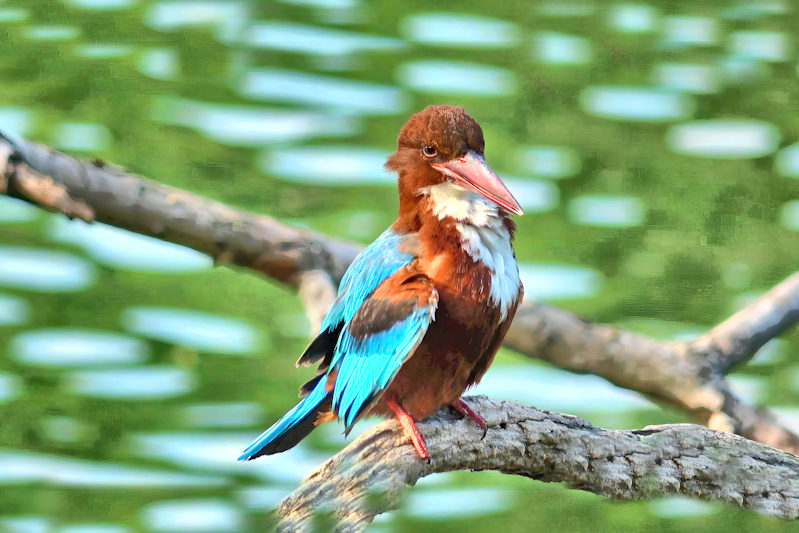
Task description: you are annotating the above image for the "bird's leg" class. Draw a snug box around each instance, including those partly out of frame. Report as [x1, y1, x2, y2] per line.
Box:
[452, 398, 487, 438]
[385, 397, 430, 461]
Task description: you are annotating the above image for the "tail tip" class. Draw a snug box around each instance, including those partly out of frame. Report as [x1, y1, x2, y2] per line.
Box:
[237, 450, 255, 462]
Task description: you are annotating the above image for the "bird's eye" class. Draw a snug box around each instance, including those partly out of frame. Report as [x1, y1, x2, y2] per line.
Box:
[422, 145, 437, 158]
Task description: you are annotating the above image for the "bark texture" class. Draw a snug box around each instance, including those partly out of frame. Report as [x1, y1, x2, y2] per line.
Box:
[277, 397, 799, 532]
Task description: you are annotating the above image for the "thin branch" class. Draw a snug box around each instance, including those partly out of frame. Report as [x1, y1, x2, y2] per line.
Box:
[694, 274, 799, 373]
[276, 397, 799, 532]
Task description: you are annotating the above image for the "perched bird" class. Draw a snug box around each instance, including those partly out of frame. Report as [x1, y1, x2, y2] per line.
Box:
[239, 105, 523, 461]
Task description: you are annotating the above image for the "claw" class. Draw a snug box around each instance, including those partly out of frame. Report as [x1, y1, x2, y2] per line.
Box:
[452, 398, 487, 439]
[386, 397, 430, 460]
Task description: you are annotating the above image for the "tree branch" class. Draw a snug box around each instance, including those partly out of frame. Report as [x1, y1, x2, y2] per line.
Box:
[2, 131, 796, 453]
[276, 397, 799, 531]
[0, 132, 358, 289]
[3, 131, 799, 526]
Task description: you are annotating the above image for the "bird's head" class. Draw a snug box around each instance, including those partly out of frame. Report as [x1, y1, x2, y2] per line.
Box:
[386, 105, 523, 216]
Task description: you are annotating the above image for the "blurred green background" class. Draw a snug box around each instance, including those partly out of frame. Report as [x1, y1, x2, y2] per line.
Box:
[0, 0, 798, 531]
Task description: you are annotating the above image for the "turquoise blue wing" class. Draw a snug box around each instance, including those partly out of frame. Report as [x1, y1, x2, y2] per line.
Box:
[329, 269, 438, 428]
[321, 229, 416, 332]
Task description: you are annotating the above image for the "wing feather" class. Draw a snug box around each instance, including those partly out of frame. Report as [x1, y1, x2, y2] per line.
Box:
[294, 229, 436, 427]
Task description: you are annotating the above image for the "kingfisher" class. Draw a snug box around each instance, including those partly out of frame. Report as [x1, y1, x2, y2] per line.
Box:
[239, 105, 523, 461]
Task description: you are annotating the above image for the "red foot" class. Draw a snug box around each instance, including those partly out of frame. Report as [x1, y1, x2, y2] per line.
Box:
[452, 398, 487, 437]
[385, 397, 430, 461]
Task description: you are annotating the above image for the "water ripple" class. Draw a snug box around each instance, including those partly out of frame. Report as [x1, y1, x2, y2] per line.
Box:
[247, 21, 403, 55]
[401, 13, 520, 48]
[398, 60, 516, 96]
[10, 328, 149, 368]
[666, 119, 780, 159]
[122, 306, 264, 355]
[238, 69, 407, 115]
[0, 246, 97, 293]
[0, 449, 228, 487]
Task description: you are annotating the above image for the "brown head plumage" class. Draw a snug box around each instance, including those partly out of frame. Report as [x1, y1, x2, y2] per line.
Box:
[386, 105, 485, 177]
[387, 105, 522, 228]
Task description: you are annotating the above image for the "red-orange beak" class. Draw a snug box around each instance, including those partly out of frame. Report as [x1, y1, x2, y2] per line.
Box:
[431, 150, 523, 216]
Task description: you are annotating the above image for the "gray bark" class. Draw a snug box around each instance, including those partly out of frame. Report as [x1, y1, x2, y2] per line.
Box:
[277, 397, 799, 531]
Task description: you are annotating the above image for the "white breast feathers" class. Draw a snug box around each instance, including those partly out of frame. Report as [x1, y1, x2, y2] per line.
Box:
[420, 182, 521, 321]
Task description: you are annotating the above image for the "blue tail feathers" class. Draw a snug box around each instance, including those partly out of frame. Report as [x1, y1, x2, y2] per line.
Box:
[238, 378, 330, 461]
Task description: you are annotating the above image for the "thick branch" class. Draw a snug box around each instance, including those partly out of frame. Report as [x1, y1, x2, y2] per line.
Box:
[0, 132, 358, 289]
[276, 397, 799, 532]
[2, 131, 799, 455]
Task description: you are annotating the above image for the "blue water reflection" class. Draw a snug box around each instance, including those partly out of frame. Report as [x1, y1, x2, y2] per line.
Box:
[403, 488, 515, 520]
[247, 21, 402, 55]
[607, 4, 659, 33]
[130, 432, 329, 483]
[580, 86, 694, 122]
[52, 123, 112, 152]
[473, 365, 652, 415]
[23, 26, 82, 41]
[727, 374, 767, 403]
[0, 7, 29, 22]
[74, 44, 135, 59]
[747, 338, 786, 366]
[237, 487, 293, 511]
[152, 96, 359, 147]
[779, 200, 799, 231]
[718, 55, 768, 84]
[0, 197, 39, 224]
[49, 218, 212, 272]
[178, 402, 264, 429]
[0, 107, 32, 137]
[0, 373, 22, 403]
[729, 31, 790, 62]
[648, 497, 720, 518]
[666, 119, 780, 159]
[722, 1, 790, 20]
[238, 69, 407, 115]
[568, 195, 645, 227]
[398, 60, 516, 96]
[137, 48, 179, 80]
[140, 499, 244, 533]
[533, 32, 593, 65]
[654, 63, 721, 94]
[0, 246, 96, 292]
[0, 293, 30, 326]
[502, 178, 559, 213]
[39, 415, 92, 444]
[144, 1, 248, 43]
[401, 13, 520, 48]
[660, 16, 720, 48]
[516, 145, 581, 179]
[258, 145, 392, 184]
[0, 516, 49, 533]
[0, 449, 228, 487]
[518, 263, 603, 301]
[11, 328, 149, 368]
[65, 366, 196, 400]
[121, 306, 263, 354]
[775, 142, 799, 179]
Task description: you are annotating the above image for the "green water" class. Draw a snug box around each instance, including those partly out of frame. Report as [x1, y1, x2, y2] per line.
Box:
[1, 0, 799, 531]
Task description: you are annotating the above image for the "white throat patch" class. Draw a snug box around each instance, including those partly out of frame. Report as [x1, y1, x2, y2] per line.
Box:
[419, 182, 521, 321]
